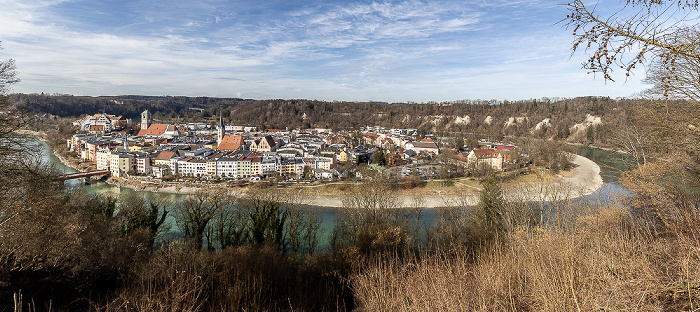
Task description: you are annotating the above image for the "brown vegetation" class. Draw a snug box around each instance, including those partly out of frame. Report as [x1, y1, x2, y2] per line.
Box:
[351, 161, 700, 311]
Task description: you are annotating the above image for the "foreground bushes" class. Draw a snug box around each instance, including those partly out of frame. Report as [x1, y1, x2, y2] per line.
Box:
[97, 245, 353, 311]
[5, 161, 700, 311]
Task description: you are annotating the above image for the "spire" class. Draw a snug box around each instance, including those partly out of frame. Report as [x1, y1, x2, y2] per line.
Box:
[217, 106, 225, 146]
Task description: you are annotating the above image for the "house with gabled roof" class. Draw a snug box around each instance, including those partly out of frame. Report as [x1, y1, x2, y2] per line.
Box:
[137, 124, 179, 138]
[217, 134, 244, 151]
[467, 148, 504, 171]
[154, 150, 176, 167]
[89, 125, 106, 135]
[251, 135, 277, 152]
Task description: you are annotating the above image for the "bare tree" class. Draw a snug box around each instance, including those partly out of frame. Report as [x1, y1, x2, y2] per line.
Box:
[643, 31, 700, 101]
[0, 42, 28, 191]
[613, 122, 649, 167]
[176, 189, 228, 250]
[210, 192, 246, 249]
[564, 0, 700, 83]
[117, 193, 170, 247]
[332, 180, 407, 254]
[281, 190, 322, 257]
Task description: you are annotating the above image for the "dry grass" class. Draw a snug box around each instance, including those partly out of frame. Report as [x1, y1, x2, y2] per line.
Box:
[352, 206, 700, 311]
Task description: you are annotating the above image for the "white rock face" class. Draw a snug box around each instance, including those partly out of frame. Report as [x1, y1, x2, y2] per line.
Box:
[504, 116, 528, 128]
[484, 116, 493, 125]
[454, 115, 471, 125]
[534, 118, 551, 131]
[571, 114, 602, 133]
[425, 115, 445, 126]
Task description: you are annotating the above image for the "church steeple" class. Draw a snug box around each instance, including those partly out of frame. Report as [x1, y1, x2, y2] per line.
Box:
[123, 134, 129, 151]
[217, 107, 225, 145]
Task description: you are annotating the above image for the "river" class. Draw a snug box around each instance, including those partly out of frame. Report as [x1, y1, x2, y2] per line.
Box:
[36, 138, 637, 247]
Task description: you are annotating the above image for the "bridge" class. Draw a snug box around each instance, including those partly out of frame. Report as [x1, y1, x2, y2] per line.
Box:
[57, 170, 111, 181]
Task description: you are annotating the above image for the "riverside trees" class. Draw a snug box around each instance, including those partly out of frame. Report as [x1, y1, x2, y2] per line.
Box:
[175, 188, 322, 256]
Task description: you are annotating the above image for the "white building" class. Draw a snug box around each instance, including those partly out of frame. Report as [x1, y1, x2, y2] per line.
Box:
[96, 149, 111, 170]
[135, 154, 152, 175]
[177, 158, 207, 177]
[216, 157, 238, 179]
[261, 157, 280, 175]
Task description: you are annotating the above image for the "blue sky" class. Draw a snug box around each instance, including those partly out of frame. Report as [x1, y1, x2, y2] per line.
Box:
[0, 0, 647, 102]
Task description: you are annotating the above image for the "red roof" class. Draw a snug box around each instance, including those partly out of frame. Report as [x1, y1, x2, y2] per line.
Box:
[472, 148, 501, 159]
[155, 151, 176, 160]
[218, 135, 244, 151]
[138, 124, 169, 136]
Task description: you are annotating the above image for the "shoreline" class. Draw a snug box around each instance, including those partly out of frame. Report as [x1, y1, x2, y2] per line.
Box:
[101, 156, 605, 208]
[302, 155, 603, 208]
[33, 131, 605, 208]
[18, 129, 82, 171]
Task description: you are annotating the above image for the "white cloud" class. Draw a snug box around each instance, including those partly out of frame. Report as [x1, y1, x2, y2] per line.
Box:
[0, 0, 650, 101]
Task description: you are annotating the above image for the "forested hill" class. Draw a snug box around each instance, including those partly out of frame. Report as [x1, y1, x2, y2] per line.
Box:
[11, 94, 252, 120]
[10, 93, 696, 145]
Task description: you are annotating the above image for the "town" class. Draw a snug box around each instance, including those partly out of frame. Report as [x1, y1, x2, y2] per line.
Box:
[66, 110, 521, 183]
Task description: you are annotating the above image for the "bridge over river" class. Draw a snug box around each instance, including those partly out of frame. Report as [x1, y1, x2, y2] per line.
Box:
[55, 170, 111, 182]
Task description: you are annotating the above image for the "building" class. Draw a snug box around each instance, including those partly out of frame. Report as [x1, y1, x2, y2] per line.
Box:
[141, 110, 151, 130]
[404, 141, 440, 155]
[154, 151, 176, 167]
[135, 154, 152, 175]
[137, 124, 179, 138]
[96, 148, 111, 170]
[261, 157, 280, 175]
[251, 135, 277, 152]
[112, 153, 134, 178]
[178, 158, 207, 177]
[152, 165, 170, 178]
[217, 135, 244, 151]
[76, 113, 114, 133]
[216, 157, 239, 178]
[467, 148, 504, 171]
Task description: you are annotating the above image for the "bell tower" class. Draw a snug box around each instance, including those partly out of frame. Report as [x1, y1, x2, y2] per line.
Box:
[141, 109, 151, 130]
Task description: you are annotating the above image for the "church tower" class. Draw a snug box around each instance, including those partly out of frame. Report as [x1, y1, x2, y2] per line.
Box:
[123, 135, 129, 151]
[217, 108, 225, 146]
[141, 110, 151, 130]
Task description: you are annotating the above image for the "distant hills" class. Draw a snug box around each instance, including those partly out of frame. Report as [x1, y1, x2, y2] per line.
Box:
[10, 93, 694, 148]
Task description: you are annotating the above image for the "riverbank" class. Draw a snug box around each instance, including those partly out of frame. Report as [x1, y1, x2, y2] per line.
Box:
[18, 129, 84, 172]
[301, 155, 603, 208]
[104, 155, 603, 208]
[36, 131, 603, 208]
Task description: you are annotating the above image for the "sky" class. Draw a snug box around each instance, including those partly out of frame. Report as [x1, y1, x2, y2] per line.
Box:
[0, 0, 649, 102]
